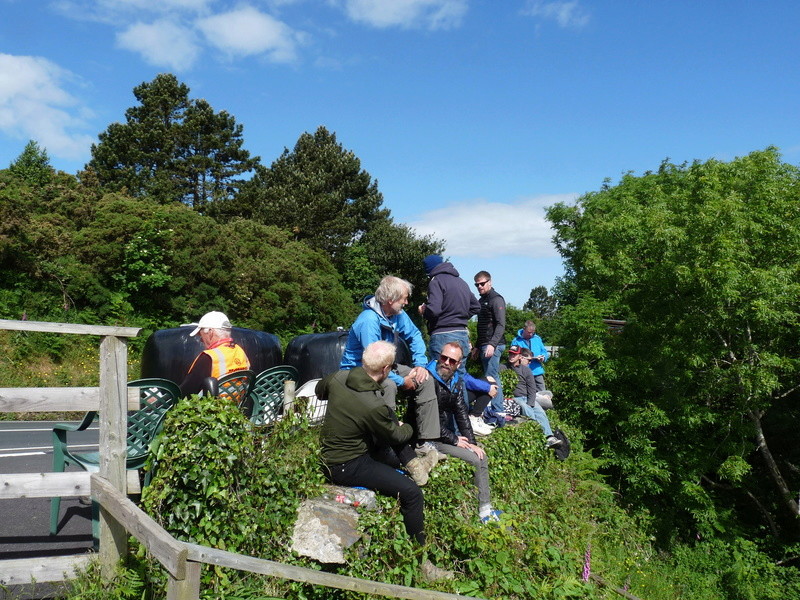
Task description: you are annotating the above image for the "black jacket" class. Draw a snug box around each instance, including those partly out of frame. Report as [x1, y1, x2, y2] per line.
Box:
[476, 288, 506, 348]
[431, 372, 476, 446]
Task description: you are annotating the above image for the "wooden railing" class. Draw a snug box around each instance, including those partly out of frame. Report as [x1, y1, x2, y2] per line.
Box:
[0, 318, 140, 582]
[0, 319, 482, 599]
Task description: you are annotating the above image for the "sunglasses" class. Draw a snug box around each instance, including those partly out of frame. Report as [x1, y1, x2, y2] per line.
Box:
[438, 355, 461, 366]
[474, 280, 490, 288]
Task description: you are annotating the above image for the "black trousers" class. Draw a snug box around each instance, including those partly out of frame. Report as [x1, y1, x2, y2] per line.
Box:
[468, 386, 493, 418]
[324, 453, 425, 544]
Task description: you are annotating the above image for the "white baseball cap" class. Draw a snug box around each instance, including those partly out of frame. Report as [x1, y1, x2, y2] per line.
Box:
[186, 311, 232, 336]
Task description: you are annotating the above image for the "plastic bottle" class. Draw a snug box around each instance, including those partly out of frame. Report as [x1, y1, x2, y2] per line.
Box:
[322, 493, 360, 507]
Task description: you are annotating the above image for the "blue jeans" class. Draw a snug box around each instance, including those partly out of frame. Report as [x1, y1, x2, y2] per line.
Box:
[514, 397, 553, 437]
[481, 343, 505, 411]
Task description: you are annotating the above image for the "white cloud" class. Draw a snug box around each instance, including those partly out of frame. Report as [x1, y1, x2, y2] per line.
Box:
[407, 193, 577, 258]
[196, 6, 302, 62]
[116, 19, 201, 70]
[340, 0, 468, 30]
[0, 53, 94, 160]
[522, 0, 590, 29]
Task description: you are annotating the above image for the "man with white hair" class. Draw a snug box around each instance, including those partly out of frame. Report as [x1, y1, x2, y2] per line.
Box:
[320, 341, 425, 541]
[340, 276, 441, 453]
[179, 311, 251, 396]
[319, 340, 453, 581]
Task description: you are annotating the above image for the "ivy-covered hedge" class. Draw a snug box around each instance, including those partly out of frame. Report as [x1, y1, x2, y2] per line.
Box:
[64, 394, 800, 600]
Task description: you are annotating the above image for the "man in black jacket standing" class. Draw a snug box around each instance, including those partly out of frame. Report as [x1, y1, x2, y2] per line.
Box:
[473, 270, 506, 412]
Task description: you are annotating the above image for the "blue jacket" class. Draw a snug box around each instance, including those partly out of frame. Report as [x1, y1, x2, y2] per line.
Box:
[340, 295, 429, 387]
[511, 328, 549, 376]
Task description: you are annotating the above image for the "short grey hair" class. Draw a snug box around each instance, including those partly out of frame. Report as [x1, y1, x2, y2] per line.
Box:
[362, 340, 397, 375]
[374, 276, 413, 304]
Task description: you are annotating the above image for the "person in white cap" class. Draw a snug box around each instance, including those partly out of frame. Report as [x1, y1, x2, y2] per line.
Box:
[179, 311, 251, 396]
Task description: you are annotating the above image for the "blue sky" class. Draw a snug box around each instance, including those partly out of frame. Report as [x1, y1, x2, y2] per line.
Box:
[1, 1, 799, 309]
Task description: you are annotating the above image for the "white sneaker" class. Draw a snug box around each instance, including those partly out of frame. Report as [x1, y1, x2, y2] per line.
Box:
[469, 415, 493, 436]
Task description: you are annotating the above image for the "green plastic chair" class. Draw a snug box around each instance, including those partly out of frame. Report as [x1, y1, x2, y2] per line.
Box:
[50, 377, 181, 537]
[248, 366, 299, 426]
[216, 369, 254, 410]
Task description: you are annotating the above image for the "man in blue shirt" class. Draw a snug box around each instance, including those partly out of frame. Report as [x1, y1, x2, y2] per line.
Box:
[340, 275, 441, 450]
[511, 320, 549, 392]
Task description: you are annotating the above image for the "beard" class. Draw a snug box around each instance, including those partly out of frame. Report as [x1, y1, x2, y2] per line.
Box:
[436, 364, 454, 381]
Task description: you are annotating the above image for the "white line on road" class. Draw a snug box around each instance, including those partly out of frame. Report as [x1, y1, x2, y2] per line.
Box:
[0, 444, 97, 453]
[0, 451, 46, 458]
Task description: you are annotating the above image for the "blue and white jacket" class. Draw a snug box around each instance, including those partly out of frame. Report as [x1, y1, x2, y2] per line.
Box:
[339, 295, 429, 387]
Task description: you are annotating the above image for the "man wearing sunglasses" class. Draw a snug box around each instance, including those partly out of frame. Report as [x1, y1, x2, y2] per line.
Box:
[473, 271, 506, 412]
[423, 342, 502, 523]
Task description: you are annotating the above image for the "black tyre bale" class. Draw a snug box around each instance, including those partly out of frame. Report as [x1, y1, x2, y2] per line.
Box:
[140, 326, 282, 384]
[284, 330, 412, 386]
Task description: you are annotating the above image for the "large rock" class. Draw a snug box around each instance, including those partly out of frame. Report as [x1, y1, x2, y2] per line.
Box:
[290, 486, 379, 564]
[291, 499, 361, 564]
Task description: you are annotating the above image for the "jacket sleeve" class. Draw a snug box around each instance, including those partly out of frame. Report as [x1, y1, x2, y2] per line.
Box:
[396, 311, 430, 367]
[464, 373, 491, 394]
[488, 295, 506, 347]
[469, 293, 481, 317]
[538, 337, 550, 362]
[437, 408, 460, 446]
[368, 404, 414, 445]
[423, 277, 444, 326]
[451, 392, 476, 445]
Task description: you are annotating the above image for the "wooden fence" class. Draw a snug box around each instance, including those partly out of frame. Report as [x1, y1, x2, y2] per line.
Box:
[0, 319, 481, 600]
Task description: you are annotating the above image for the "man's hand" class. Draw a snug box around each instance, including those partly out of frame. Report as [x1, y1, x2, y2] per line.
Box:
[401, 375, 418, 391]
[468, 443, 486, 460]
[409, 366, 429, 383]
[456, 436, 486, 459]
[483, 345, 495, 359]
[488, 384, 498, 398]
[418, 303, 426, 315]
[401, 367, 429, 391]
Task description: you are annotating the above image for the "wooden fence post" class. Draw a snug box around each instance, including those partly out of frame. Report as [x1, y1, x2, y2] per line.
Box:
[166, 562, 201, 600]
[283, 379, 296, 414]
[98, 334, 129, 577]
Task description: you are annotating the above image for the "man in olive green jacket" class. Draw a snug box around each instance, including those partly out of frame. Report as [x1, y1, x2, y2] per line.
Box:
[318, 340, 428, 544]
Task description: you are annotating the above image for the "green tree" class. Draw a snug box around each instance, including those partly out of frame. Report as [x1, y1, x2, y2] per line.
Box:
[224, 126, 388, 262]
[547, 148, 800, 543]
[9, 140, 54, 187]
[523, 285, 557, 319]
[87, 73, 259, 210]
[357, 218, 445, 317]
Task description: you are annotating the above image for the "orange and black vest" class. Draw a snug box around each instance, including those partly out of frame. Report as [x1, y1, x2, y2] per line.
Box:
[188, 340, 250, 378]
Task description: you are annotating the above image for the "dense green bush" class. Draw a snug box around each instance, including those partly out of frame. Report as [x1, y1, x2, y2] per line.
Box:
[59, 393, 800, 599]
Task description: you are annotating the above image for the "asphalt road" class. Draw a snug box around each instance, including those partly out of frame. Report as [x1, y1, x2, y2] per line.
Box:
[1, 421, 97, 562]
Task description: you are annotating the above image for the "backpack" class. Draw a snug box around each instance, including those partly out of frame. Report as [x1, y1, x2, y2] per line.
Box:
[552, 429, 571, 461]
[482, 405, 506, 428]
[502, 397, 522, 418]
